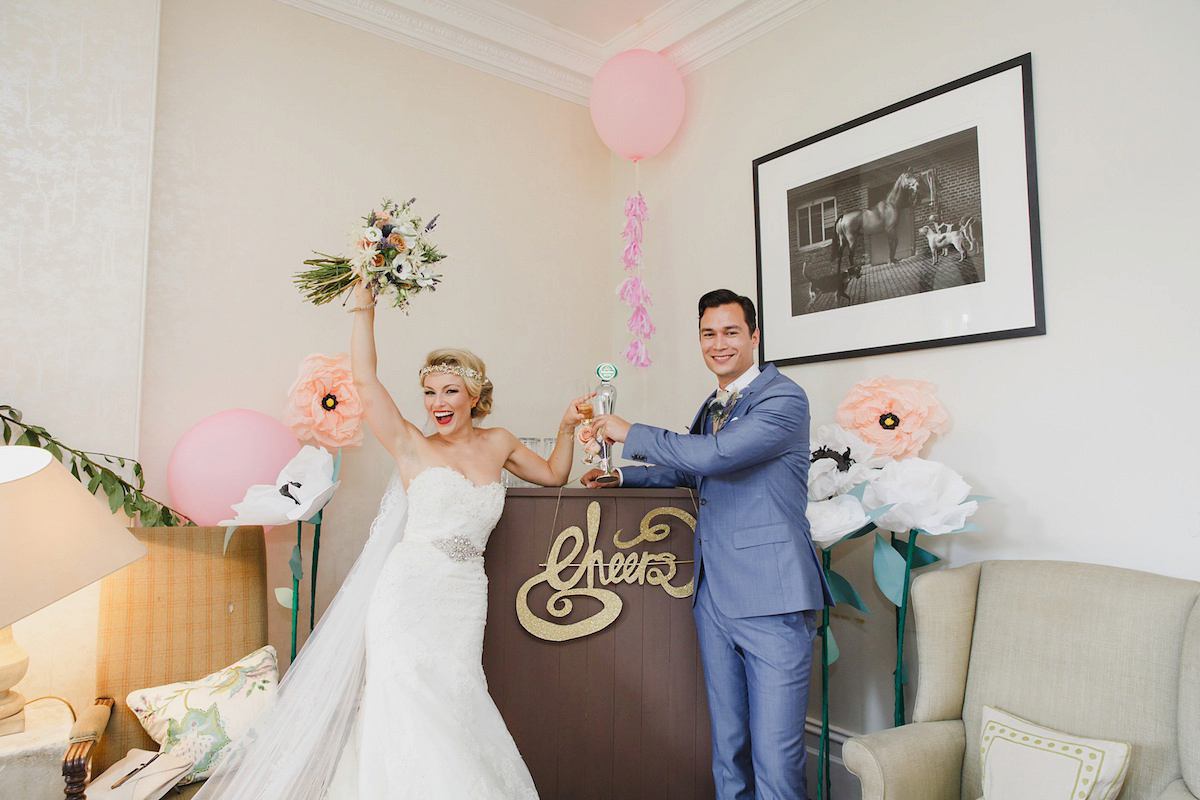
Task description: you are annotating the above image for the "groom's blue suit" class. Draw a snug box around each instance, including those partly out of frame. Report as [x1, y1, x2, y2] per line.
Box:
[619, 364, 832, 799]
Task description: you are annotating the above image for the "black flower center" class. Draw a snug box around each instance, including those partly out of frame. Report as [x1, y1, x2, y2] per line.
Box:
[879, 412, 900, 430]
[812, 446, 854, 472]
[278, 481, 302, 505]
[322, 393, 338, 411]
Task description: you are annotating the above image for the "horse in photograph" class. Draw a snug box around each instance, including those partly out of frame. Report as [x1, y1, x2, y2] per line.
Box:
[831, 170, 921, 274]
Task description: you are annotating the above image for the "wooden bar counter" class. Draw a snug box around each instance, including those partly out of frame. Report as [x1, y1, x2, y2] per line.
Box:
[482, 486, 715, 800]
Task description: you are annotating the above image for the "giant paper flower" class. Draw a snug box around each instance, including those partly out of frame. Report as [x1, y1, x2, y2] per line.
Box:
[807, 494, 872, 548]
[862, 457, 977, 535]
[284, 353, 364, 449]
[219, 446, 340, 527]
[809, 424, 888, 501]
[835, 376, 949, 460]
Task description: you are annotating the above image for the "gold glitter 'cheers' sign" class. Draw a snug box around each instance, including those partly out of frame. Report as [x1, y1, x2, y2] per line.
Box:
[516, 502, 695, 642]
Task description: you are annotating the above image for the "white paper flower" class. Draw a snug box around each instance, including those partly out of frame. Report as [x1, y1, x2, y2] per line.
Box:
[807, 494, 872, 548]
[809, 424, 888, 501]
[220, 446, 340, 527]
[862, 457, 977, 535]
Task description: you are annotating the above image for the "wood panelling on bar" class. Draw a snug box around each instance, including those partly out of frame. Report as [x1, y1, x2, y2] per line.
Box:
[483, 488, 715, 800]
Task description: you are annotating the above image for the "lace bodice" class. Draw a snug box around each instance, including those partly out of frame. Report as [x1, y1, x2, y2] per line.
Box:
[402, 466, 506, 555]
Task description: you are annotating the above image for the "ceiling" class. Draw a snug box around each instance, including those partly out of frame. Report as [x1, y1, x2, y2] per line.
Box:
[278, 0, 826, 104]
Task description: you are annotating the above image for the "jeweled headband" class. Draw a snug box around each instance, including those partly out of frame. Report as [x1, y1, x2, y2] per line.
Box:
[418, 363, 488, 384]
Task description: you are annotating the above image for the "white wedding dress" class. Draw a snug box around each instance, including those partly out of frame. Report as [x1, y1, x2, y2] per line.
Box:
[195, 467, 538, 800]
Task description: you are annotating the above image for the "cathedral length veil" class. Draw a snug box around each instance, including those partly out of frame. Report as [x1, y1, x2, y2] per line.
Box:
[194, 470, 409, 800]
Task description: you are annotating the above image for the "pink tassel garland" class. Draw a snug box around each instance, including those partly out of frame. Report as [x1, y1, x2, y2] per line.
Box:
[619, 191, 653, 369]
[627, 304, 656, 338]
[623, 338, 652, 368]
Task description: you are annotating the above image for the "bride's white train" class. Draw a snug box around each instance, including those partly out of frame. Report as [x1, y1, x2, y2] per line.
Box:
[195, 467, 538, 799]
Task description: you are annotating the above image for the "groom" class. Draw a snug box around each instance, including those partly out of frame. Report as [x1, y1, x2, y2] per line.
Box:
[584, 289, 832, 800]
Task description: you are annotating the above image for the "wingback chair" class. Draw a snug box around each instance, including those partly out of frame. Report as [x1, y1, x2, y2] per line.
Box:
[843, 560, 1200, 800]
[63, 526, 268, 799]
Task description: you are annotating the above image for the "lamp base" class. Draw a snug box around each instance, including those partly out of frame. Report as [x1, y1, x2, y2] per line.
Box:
[0, 625, 30, 736]
[0, 697, 25, 736]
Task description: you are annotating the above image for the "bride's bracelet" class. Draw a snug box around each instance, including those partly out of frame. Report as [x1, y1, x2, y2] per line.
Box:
[347, 302, 377, 313]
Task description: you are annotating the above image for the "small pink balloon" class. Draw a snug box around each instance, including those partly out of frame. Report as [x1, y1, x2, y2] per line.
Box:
[167, 409, 301, 526]
[589, 49, 686, 162]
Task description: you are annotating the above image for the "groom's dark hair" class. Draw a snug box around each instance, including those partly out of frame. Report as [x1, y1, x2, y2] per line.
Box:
[698, 289, 758, 333]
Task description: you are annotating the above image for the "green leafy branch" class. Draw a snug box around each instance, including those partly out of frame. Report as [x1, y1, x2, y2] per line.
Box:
[0, 404, 192, 526]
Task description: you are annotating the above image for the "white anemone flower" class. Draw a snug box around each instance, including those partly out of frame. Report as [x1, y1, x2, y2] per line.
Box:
[809, 424, 888, 501]
[220, 446, 340, 527]
[807, 494, 871, 548]
[390, 217, 420, 238]
[363, 226, 383, 243]
[862, 457, 978, 535]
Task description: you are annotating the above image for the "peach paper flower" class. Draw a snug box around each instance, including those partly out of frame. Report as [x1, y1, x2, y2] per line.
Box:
[284, 353, 364, 449]
[834, 376, 949, 460]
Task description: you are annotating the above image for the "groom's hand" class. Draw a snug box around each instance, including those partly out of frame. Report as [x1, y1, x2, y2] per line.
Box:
[579, 468, 612, 488]
[592, 414, 631, 443]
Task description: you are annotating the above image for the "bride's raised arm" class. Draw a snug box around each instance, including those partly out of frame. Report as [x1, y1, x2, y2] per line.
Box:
[350, 282, 423, 461]
[502, 395, 589, 487]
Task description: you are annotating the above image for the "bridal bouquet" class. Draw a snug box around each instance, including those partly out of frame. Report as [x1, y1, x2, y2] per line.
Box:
[294, 198, 446, 310]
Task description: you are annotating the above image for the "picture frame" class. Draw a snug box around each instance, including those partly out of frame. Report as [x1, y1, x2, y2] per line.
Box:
[753, 54, 1045, 366]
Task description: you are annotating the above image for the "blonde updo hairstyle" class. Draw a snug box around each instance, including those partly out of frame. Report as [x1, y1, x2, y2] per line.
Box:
[419, 349, 493, 419]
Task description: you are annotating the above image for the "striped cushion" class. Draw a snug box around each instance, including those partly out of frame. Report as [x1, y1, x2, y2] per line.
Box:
[94, 526, 266, 774]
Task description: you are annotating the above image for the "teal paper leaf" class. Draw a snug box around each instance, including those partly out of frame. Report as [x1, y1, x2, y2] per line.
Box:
[846, 482, 868, 500]
[890, 537, 940, 568]
[866, 503, 895, 521]
[332, 447, 343, 481]
[840, 520, 878, 543]
[274, 587, 295, 609]
[873, 533, 908, 607]
[223, 526, 238, 555]
[289, 545, 303, 581]
[823, 623, 840, 666]
[826, 568, 870, 614]
[307, 508, 323, 525]
[965, 495, 992, 503]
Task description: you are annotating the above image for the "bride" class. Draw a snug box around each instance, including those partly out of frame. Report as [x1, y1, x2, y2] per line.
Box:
[195, 283, 585, 799]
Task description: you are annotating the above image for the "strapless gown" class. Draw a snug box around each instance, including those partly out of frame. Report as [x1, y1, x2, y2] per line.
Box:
[328, 466, 538, 799]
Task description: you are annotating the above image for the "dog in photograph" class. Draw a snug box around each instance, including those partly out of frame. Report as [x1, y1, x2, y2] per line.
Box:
[928, 215, 978, 251]
[802, 259, 850, 306]
[919, 223, 972, 264]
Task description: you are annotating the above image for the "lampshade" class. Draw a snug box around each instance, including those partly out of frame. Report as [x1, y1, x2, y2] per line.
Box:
[0, 446, 148, 630]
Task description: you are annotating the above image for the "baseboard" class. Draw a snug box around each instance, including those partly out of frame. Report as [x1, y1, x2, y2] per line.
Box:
[804, 716, 860, 800]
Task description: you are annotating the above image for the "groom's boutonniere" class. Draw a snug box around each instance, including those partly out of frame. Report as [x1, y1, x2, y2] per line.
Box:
[712, 390, 740, 434]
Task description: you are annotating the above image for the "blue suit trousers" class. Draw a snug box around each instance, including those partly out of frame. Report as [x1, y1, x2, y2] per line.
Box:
[693, 574, 817, 800]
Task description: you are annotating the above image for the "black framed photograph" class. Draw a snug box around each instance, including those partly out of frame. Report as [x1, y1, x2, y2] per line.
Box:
[753, 54, 1044, 365]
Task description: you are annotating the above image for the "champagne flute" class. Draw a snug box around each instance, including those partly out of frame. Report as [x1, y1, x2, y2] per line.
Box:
[575, 381, 597, 465]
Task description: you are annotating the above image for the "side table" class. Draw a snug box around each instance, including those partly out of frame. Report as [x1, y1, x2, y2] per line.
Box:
[0, 700, 72, 800]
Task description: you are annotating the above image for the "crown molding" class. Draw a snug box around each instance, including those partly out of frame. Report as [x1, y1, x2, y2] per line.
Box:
[277, 0, 822, 104]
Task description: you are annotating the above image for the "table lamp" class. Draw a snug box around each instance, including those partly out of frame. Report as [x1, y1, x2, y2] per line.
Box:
[0, 445, 148, 736]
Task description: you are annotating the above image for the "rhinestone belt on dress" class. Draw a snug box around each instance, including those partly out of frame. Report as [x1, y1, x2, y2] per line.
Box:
[432, 535, 483, 562]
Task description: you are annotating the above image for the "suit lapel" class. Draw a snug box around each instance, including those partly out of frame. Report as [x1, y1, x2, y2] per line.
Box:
[722, 365, 775, 421]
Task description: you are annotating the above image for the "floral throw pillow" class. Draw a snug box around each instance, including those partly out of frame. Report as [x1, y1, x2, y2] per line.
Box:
[127, 645, 278, 785]
[980, 705, 1131, 800]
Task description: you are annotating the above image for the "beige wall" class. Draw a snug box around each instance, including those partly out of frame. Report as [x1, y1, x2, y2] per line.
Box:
[2, 0, 160, 716]
[137, 0, 612, 664]
[616, 0, 1200, 736]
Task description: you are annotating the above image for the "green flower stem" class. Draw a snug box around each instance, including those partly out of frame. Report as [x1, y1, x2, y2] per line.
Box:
[309, 521, 321, 631]
[291, 521, 301, 662]
[819, 548, 832, 800]
[894, 532, 918, 727]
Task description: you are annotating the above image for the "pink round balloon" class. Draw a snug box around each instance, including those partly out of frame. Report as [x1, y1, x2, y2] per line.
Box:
[167, 409, 301, 526]
[589, 49, 686, 162]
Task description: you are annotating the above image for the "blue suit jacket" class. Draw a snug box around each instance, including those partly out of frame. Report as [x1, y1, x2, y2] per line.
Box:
[619, 364, 833, 618]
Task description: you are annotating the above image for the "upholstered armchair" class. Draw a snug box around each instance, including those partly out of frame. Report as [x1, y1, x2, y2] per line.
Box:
[63, 526, 267, 800]
[843, 560, 1200, 800]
